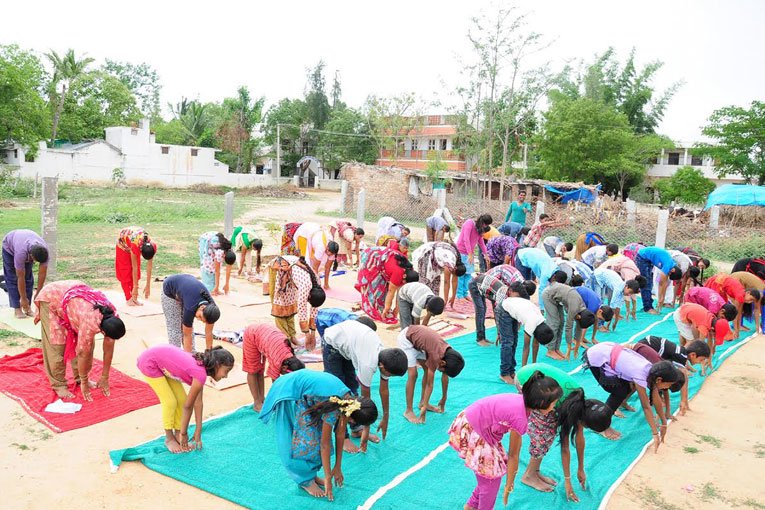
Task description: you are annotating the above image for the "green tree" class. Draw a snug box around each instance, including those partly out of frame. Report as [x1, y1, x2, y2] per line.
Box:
[536, 97, 672, 196]
[217, 86, 265, 172]
[102, 59, 161, 117]
[556, 48, 680, 134]
[263, 98, 308, 176]
[315, 107, 376, 175]
[45, 49, 95, 144]
[56, 71, 140, 142]
[654, 166, 715, 205]
[152, 118, 188, 145]
[304, 60, 331, 130]
[695, 101, 765, 184]
[0, 45, 50, 151]
[331, 70, 343, 110]
[170, 97, 209, 146]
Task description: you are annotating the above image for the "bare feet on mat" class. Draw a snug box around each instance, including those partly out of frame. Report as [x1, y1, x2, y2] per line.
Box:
[546, 351, 565, 361]
[54, 387, 75, 399]
[14, 309, 27, 319]
[600, 427, 622, 440]
[647, 309, 660, 315]
[314, 476, 326, 486]
[476, 339, 492, 347]
[538, 472, 557, 486]
[343, 438, 360, 453]
[621, 403, 636, 412]
[165, 437, 184, 453]
[521, 472, 554, 492]
[364, 433, 380, 444]
[464, 505, 478, 510]
[404, 410, 423, 424]
[425, 403, 444, 413]
[301, 481, 325, 498]
[614, 409, 625, 418]
[500, 374, 515, 385]
[252, 401, 263, 412]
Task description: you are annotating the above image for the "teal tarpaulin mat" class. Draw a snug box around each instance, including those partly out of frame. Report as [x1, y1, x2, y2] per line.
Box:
[110, 309, 752, 509]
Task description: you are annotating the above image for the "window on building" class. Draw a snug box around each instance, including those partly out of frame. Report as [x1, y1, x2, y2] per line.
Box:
[440, 139, 448, 151]
[667, 152, 680, 165]
[13, 149, 18, 159]
[161, 146, 169, 154]
[428, 139, 436, 150]
[411, 139, 419, 151]
[131, 128, 138, 135]
[691, 155, 703, 166]
[191, 148, 199, 157]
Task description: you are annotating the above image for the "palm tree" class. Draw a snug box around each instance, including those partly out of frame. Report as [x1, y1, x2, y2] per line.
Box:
[45, 49, 94, 145]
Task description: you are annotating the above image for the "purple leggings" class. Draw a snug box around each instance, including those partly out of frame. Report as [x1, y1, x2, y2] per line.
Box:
[467, 473, 502, 510]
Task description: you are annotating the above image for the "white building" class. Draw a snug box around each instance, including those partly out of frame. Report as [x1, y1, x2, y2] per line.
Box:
[2, 119, 289, 188]
[646, 145, 745, 186]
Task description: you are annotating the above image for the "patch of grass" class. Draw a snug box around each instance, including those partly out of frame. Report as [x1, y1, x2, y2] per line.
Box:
[754, 443, 765, 459]
[699, 482, 724, 503]
[26, 426, 52, 441]
[738, 498, 765, 509]
[10, 443, 35, 451]
[0, 184, 279, 286]
[695, 434, 723, 448]
[727, 376, 763, 392]
[633, 487, 681, 510]
[683, 446, 700, 454]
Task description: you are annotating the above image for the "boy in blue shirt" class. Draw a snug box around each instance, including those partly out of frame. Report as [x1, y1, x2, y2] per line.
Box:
[635, 246, 683, 314]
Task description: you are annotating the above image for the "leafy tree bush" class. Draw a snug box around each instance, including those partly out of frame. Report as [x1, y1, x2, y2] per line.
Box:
[654, 166, 715, 205]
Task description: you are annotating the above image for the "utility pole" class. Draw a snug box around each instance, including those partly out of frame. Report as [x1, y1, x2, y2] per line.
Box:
[275, 123, 281, 178]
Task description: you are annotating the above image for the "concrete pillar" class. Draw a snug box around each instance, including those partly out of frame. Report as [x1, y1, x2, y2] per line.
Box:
[41, 177, 58, 280]
[709, 205, 720, 231]
[292, 175, 300, 187]
[655, 209, 669, 248]
[683, 148, 689, 166]
[356, 188, 366, 229]
[314, 177, 320, 189]
[437, 188, 446, 209]
[223, 191, 234, 239]
[340, 180, 348, 214]
[535, 201, 545, 223]
[626, 199, 636, 226]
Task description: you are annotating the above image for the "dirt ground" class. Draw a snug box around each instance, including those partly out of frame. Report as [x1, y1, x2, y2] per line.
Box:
[1, 190, 763, 509]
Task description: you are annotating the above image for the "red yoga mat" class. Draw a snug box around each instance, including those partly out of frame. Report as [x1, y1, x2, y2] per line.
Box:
[0, 348, 159, 433]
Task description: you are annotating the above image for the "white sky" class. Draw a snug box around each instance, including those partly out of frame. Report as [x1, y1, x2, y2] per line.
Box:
[3, 0, 762, 143]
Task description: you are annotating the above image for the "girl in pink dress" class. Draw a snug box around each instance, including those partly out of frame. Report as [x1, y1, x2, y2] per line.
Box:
[448, 372, 562, 510]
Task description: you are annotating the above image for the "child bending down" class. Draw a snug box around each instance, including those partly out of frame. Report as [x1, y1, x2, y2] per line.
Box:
[397, 325, 465, 424]
[515, 363, 611, 502]
[260, 370, 378, 500]
[137, 345, 234, 453]
[242, 323, 305, 411]
[448, 371, 562, 510]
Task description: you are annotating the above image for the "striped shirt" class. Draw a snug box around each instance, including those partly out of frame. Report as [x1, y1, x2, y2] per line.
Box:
[398, 282, 435, 319]
[242, 324, 294, 380]
[637, 336, 688, 366]
[593, 267, 626, 311]
[485, 264, 524, 287]
[472, 274, 509, 304]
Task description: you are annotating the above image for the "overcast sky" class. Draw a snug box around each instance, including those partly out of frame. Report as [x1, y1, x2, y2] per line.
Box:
[3, 0, 762, 143]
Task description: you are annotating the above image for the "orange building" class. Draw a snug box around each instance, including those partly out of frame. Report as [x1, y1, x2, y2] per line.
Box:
[375, 115, 466, 171]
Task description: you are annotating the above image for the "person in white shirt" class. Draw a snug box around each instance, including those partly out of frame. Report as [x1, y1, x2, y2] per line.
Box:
[500, 295, 554, 368]
[322, 318, 407, 452]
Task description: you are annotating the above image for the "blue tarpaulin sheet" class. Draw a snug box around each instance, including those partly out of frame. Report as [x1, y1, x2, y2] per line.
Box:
[705, 184, 765, 209]
[544, 184, 601, 204]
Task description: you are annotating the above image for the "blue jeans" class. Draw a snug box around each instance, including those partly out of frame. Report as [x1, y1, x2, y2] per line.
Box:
[457, 253, 472, 298]
[322, 341, 362, 433]
[468, 278, 489, 341]
[495, 305, 519, 377]
[635, 254, 655, 312]
[2, 248, 33, 309]
[322, 342, 359, 396]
